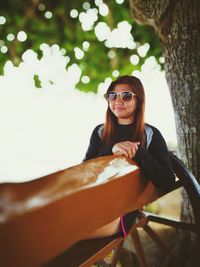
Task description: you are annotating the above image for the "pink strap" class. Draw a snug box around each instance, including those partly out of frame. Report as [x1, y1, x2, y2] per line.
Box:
[120, 215, 127, 237]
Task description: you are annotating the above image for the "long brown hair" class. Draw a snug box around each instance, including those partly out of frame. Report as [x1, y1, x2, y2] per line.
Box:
[102, 75, 146, 147]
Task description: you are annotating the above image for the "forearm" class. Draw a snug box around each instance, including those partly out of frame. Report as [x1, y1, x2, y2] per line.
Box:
[135, 147, 175, 191]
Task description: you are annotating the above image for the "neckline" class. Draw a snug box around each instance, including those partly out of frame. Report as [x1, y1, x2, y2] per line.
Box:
[117, 122, 134, 127]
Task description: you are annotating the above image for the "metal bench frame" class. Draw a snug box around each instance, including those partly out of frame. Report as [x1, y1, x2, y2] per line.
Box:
[45, 153, 200, 267]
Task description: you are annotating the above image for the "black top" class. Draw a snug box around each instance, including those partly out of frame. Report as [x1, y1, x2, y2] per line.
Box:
[84, 123, 175, 191]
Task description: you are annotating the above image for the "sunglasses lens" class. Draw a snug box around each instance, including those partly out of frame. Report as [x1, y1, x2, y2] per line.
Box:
[107, 92, 117, 101]
[121, 92, 133, 102]
[106, 91, 135, 102]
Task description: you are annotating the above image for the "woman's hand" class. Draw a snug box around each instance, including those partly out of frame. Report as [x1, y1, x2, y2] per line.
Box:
[112, 141, 140, 158]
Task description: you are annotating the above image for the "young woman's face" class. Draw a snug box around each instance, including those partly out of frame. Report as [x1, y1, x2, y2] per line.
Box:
[108, 83, 138, 124]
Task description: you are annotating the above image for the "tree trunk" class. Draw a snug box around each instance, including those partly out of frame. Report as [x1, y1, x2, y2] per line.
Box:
[129, 0, 200, 266]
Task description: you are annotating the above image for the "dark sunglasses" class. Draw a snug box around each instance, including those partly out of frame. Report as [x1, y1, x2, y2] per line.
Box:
[105, 91, 136, 102]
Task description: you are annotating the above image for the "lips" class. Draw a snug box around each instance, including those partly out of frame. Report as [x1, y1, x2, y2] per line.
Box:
[114, 107, 125, 111]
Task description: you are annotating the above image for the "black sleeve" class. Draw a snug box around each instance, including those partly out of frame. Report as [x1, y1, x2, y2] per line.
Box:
[83, 125, 113, 161]
[134, 127, 175, 192]
[83, 125, 102, 161]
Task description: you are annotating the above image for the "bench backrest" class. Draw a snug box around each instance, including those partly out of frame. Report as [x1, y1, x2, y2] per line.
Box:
[0, 155, 163, 267]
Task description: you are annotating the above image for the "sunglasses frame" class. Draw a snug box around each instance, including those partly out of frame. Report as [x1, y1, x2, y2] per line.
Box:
[105, 91, 136, 102]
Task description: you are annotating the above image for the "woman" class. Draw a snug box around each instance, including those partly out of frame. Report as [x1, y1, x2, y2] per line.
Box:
[84, 75, 175, 238]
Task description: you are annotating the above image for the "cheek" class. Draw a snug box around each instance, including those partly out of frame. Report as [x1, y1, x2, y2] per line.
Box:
[129, 100, 138, 111]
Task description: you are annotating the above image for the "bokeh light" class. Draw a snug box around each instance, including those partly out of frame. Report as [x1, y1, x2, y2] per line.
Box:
[0, 16, 6, 25]
[116, 0, 124, 4]
[82, 41, 90, 51]
[112, 70, 120, 77]
[60, 48, 66, 55]
[130, 54, 140, 65]
[81, 75, 90, 83]
[95, 22, 110, 41]
[45, 11, 53, 19]
[79, 8, 98, 31]
[17, 31, 27, 42]
[7, 33, 15, 41]
[137, 43, 150, 57]
[95, 0, 103, 7]
[99, 21, 136, 49]
[83, 2, 90, 10]
[159, 57, 165, 64]
[74, 47, 84, 59]
[108, 50, 116, 59]
[98, 3, 109, 16]
[70, 9, 78, 18]
[38, 4, 46, 11]
[1, 46, 8, 53]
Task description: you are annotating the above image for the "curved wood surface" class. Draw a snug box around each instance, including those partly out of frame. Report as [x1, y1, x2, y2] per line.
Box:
[0, 155, 160, 267]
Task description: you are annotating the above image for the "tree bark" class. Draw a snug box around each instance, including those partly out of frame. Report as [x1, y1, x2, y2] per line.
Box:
[129, 0, 200, 266]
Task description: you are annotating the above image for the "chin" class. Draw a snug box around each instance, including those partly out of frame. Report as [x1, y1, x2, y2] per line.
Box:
[116, 114, 131, 119]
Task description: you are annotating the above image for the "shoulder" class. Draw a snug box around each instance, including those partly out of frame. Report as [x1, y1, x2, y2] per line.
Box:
[91, 124, 104, 139]
[144, 123, 165, 149]
[145, 123, 163, 137]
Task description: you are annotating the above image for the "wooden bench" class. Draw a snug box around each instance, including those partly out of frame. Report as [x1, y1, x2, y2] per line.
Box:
[0, 153, 199, 267]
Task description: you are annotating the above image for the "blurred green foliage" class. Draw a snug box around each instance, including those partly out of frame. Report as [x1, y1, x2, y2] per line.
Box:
[0, 0, 163, 92]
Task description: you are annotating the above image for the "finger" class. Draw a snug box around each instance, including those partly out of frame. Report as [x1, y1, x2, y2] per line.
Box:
[131, 146, 136, 157]
[126, 143, 137, 158]
[120, 148, 129, 157]
[133, 144, 140, 157]
[114, 151, 122, 155]
[117, 144, 129, 153]
[123, 142, 133, 150]
[125, 147, 131, 158]
[123, 143, 134, 157]
[115, 142, 137, 157]
[114, 149, 128, 157]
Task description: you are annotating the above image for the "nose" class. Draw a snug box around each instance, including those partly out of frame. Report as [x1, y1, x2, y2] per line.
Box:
[115, 94, 123, 104]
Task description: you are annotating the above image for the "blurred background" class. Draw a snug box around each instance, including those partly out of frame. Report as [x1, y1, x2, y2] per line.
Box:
[0, 2, 182, 266]
[0, 0, 177, 183]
